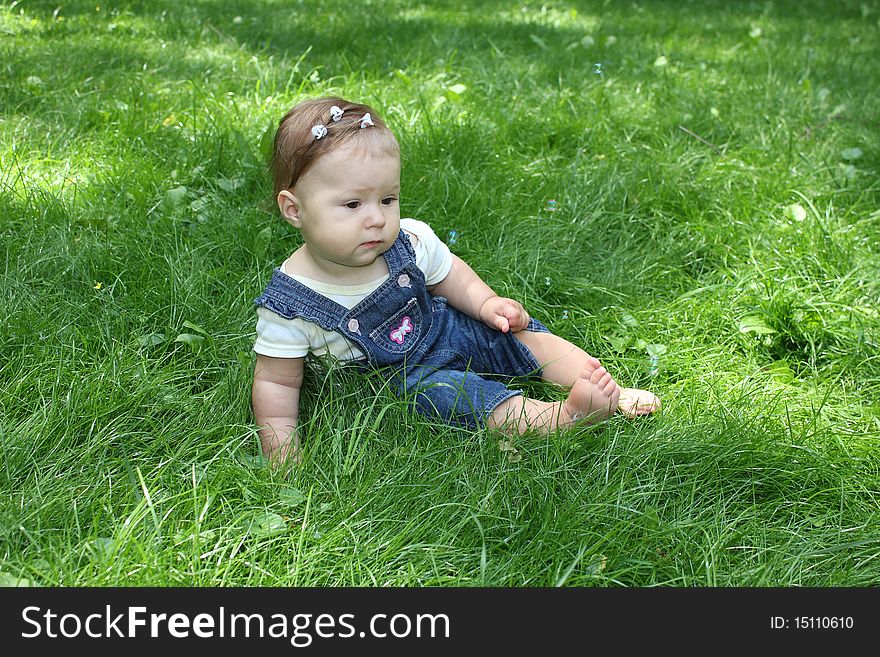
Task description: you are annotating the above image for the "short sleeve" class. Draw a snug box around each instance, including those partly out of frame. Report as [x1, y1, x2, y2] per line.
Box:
[401, 218, 453, 285]
[253, 306, 311, 358]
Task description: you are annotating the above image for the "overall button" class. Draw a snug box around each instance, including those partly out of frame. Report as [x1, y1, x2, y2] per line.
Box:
[347, 319, 360, 334]
[397, 274, 411, 288]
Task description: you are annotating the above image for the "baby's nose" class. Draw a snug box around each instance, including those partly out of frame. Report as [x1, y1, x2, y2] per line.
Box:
[365, 205, 386, 227]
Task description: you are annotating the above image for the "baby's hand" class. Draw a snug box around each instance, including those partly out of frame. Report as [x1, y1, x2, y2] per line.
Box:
[479, 296, 530, 333]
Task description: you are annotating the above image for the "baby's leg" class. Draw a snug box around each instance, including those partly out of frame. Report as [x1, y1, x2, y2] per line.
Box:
[487, 356, 619, 433]
[513, 329, 660, 420]
[514, 330, 595, 387]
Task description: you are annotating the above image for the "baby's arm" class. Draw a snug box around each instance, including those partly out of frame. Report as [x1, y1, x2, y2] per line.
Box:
[429, 254, 530, 333]
[252, 354, 304, 467]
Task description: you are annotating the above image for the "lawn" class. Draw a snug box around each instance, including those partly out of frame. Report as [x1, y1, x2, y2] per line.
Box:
[1, 0, 878, 586]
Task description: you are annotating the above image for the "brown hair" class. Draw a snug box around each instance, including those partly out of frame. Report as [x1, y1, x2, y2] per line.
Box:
[271, 96, 399, 195]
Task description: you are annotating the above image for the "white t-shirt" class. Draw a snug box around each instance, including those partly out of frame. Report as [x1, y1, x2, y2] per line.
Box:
[254, 218, 453, 360]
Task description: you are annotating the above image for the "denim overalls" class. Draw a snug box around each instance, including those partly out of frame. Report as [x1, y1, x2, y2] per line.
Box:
[254, 230, 549, 428]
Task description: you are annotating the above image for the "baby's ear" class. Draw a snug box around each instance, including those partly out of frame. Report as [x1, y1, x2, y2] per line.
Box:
[277, 190, 302, 228]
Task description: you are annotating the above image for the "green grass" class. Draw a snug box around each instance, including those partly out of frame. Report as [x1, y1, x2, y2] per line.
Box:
[1, 0, 879, 586]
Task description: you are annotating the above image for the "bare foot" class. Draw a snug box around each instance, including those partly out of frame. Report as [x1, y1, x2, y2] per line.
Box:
[617, 388, 661, 417]
[562, 356, 621, 425]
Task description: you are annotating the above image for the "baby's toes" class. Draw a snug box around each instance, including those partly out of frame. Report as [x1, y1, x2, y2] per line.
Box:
[602, 375, 618, 394]
[618, 388, 661, 417]
[586, 355, 602, 368]
[609, 384, 621, 410]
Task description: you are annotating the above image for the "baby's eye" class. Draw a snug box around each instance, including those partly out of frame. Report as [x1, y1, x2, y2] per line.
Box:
[344, 201, 361, 210]
[381, 196, 397, 206]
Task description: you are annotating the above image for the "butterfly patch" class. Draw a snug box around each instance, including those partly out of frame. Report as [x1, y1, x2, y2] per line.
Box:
[389, 316, 413, 345]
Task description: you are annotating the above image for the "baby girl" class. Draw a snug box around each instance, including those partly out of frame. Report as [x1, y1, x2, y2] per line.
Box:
[252, 97, 660, 465]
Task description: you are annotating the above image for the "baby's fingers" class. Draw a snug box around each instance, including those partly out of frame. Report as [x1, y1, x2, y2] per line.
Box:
[503, 302, 529, 332]
[494, 313, 511, 333]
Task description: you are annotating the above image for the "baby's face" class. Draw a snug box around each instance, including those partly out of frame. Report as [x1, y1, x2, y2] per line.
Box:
[287, 144, 401, 278]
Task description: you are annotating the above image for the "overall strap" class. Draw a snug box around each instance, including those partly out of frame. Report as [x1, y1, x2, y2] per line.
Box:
[253, 229, 416, 330]
[382, 229, 418, 273]
[253, 269, 348, 332]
